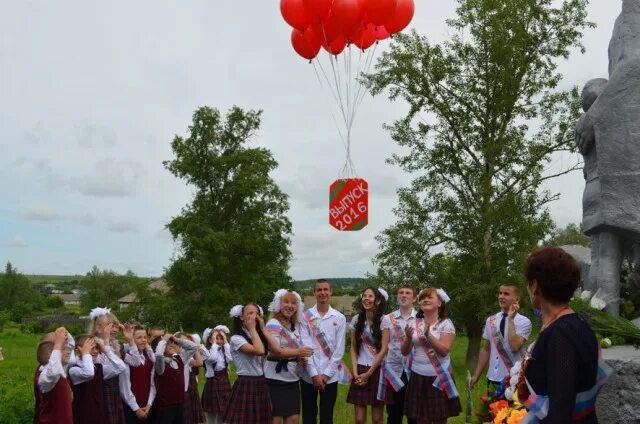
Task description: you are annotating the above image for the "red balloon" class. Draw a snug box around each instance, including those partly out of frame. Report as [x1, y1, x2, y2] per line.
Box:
[351, 23, 377, 50]
[363, 0, 397, 26]
[323, 35, 347, 55]
[384, 0, 414, 34]
[310, 14, 341, 44]
[281, 0, 312, 31]
[331, 0, 364, 35]
[303, 0, 333, 22]
[291, 28, 322, 60]
[373, 25, 390, 40]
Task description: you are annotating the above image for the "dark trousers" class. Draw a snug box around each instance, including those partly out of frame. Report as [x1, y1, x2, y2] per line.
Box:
[155, 405, 183, 424]
[300, 380, 338, 424]
[386, 372, 417, 424]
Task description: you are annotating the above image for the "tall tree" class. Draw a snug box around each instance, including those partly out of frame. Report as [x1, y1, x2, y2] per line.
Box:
[164, 106, 292, 330]
[80, 266, 145, 313]
[365, 0, 593, 369]
[545, 222, 590, 247]
[0, 262, 45, 321]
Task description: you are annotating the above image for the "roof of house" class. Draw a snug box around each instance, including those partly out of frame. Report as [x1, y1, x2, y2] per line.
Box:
[118, 278, 168, 304]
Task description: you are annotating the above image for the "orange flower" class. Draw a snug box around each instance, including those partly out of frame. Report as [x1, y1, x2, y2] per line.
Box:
[507, 409, 527, 424]
[489, 400, 509, 414]
[493, 407, 509, 423]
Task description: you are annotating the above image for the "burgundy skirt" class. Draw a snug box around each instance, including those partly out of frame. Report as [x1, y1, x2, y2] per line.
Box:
[222, 375, 272, 424]
[201, 370, 232, 415]
[183, 370, 206, 423]
[346, 365, 393, 406]
[404, 373, 461, 423]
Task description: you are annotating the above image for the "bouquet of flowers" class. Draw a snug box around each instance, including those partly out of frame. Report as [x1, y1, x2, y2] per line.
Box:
[572, 289, 640, 347]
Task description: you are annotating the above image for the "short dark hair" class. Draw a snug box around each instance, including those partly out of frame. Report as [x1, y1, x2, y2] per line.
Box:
[500, 284, 521, 298]
[524, 247, 580, 304]
[74, 334, 93, 349]
[314, 279, 332, 290]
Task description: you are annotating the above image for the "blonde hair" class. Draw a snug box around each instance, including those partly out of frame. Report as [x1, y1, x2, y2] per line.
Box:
[272, 292, 300, 327]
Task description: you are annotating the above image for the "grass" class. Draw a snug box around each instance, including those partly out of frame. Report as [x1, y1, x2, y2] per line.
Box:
[1, 325, 485, 423]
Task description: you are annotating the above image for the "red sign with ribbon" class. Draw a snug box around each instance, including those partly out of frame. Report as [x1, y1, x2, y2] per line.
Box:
[329, 178, 368, 231]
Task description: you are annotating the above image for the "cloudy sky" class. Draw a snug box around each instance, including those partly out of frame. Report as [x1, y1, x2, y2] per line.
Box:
[0, 1, 620, 279]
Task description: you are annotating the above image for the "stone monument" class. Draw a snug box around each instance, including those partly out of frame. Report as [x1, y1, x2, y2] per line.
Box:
[575, 0, 640, 317]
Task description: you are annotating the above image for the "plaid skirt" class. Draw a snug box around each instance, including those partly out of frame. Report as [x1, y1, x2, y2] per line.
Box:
[404, 373, 461, 423]
[222, 375, 272, 424]
[201, 370, 232, 414]
[103, 376, 125, 424]
[184, 371, 206, 424]
[346, 365, 392, 406]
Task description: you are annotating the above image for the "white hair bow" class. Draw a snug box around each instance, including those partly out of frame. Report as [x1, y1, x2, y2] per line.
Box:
[89, 307, 111, 320]
[268, 289, 289, 313]
[213, 325, 230, 334]
[202, 327, 213, 343]
[229, 304, 243, 318]
[436, 288, 450, 304]
[377, 287, 389, 301]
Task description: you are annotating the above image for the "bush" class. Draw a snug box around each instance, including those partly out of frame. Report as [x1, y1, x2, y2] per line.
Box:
[0, 310, 9, 332]
[44, 296, 64, 309]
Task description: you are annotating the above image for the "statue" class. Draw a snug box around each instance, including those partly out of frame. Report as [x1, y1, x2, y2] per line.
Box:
[575, 0, 640, 316]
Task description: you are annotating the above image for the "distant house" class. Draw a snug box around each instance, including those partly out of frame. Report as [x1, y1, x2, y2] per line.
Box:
[304, 295, 357, 319]
[118, 278, 169, 310]
[54, 293, 81, 306]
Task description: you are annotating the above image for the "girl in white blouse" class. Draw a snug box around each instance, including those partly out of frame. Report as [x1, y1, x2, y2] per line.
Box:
[401, 288, 461, 424]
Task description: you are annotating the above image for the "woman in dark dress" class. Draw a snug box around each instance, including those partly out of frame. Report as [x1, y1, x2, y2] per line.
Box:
[519, 247, 610, 423]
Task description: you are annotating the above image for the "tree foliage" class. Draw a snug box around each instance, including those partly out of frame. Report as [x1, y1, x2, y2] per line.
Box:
[364, 0, 593, 368]
[163, 106, 293, 330]
[0, 262, 45, 321]
[80, 266, 147, 313]
[545, 222, 590, 247]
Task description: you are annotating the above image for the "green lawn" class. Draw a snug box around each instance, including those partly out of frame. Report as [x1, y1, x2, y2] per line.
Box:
[1, 325, 484, 423]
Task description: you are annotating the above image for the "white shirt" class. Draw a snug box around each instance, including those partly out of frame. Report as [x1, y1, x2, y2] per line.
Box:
[409, 318, 455, 377]
[69, 349, 127, 384]
[299, 305, 347, 384]
[384, 309, 417, 375]
[37, 349, 66, 394]
[204, 343, 233, 377]
[264, 319, 302, 382]
[230, 334, 264, 377]
[119, 349, 156, 412]
[483, 311, 532, 382]
[349, 315, 391, 366]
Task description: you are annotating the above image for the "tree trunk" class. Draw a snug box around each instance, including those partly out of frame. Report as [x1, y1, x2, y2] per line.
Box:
[465, 322, 483, 372]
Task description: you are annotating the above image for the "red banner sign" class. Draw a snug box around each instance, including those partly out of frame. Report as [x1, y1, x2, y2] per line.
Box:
[329, 178, 368, 231]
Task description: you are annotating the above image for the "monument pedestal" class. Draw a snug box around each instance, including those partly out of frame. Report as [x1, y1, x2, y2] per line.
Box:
[597, 346, 640, 423]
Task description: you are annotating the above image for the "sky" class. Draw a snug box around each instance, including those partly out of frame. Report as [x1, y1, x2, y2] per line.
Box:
[0, 1, 620, 280]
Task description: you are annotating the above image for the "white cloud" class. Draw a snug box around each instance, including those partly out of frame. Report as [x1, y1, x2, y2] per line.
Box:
[6, 235, 27, 248]
[73, 158, 144, 198]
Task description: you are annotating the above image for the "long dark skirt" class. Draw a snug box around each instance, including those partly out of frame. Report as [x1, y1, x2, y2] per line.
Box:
[201, 370, 232, 415]
[222, 375, 272, 424]
[346, 365, 393, 406]
[404, 373, 461, 423]
[103, 376, 126, 424]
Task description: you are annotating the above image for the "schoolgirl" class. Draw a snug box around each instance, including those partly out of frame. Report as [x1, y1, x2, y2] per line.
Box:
[119, 324, 156, 423]
[347, 287, 391, 424]
[179, 333, 206, 424]
[201, 325, 233, 424]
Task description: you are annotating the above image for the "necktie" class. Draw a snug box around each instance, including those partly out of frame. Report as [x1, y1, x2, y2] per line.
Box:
[220, 346, 227, 369]
[499, 312, 507, 337]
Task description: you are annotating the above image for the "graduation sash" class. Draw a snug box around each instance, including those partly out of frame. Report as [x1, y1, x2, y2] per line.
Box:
[488, 314, 516, 373]
[303, 309, 352, 384]
[376, 313, 407, 400]
[414, 319, 459, 399]
[265, 322, 301, 349]
[520, 345, 611, 423]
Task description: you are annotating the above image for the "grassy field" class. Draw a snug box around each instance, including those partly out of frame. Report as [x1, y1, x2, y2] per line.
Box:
[25, 275, 85, 285]
[0, 324, 485, 423]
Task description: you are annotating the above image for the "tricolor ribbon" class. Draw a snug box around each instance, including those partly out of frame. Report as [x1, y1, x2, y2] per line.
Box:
[303, 309, 352, 384]
[414, 319, 459, 399]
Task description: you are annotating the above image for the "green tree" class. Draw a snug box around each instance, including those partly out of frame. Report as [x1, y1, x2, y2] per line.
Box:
[119, 283, 181, 330]
[365, 0, 593, 369]
[80, 266, 146, 313]
[0, 262, 45, 321]
[545, 222, 590, 247]
[163, 106, 292, 330]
